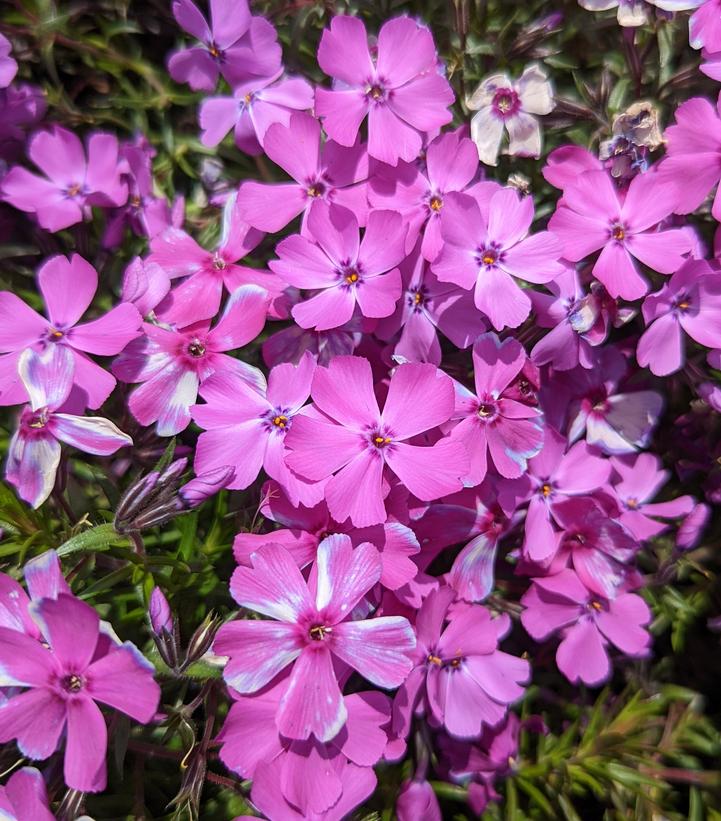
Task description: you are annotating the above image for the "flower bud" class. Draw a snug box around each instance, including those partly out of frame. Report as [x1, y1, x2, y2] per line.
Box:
[179, 465, 234, 508]
[149, 587, 173, 635]
[183, 612, 223, 670]
[114, 458, 189, 533]
[397, 780, 441, 821]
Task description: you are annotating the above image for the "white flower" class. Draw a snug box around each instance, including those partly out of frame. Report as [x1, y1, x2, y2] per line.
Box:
[467, 64, 555, 166]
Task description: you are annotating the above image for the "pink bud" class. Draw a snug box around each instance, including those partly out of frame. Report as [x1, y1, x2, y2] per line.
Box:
[179, 466, 234, 508]
[397, 780, 441, 821]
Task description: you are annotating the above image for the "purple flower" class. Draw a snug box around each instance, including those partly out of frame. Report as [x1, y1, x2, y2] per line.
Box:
[191, 352, 323, 506]
[316, 15, 454, 166]
[233, 479, 421, 590]
[270, 203, 407, 331]
[467, 65, 555, 166]
[0, 84, 46, 151]
[218, 675, 391, 816]
[1, 126, 128, 232]
[167, 0, 281, 91]
[214, 536, 415, 742]
[397, 780, 442, 821]
[284, 356, 469, 527]
[0, 33, 18, 88]
[550, 167, 692, 300]
[121, 257, 172, 318]
[179, 465, 234, 507]
[148, 195, 287, 326]
[114, 284, 269, 436]
[521, 568, 651, 686]
[198, 71, 314, 156]
[369, 130, 480, 261]
[690, 0, 721, 51]
[0, 593, 160, 792]
[0, 253, 142, 409]
[375, 243, 486, 365]
[637, 260, 721, 375]
[7, 347, 133, 508]
[394, 587, 530, 739]
[236, 112, 369, 233]
[523, 427, 612, 564]
[449, 333, 544, 485]
[610, 452, 695, 541]
[0, 767, 55, 821]
[433, 186, 564, 329]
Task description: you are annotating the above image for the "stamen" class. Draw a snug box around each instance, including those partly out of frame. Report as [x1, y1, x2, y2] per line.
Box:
[373, 435, 392, 447]
[50, 329, 64, 339]
[61, 673, 84, 693]
[541, 484, 553, 498]
[309, 624, 332, 641]
[209, 44, 221, 58]
[427, 654, 442, 666]
[429, 195, 443, 212]
[449, 657, 462, 668]
[367, 84, 384, 100]
[345, 269, 359, 284]
[272, 415, 288, 428]
[130, 194, 142, 208]
[612, 225, 625, 241]
[589, 600, 603, 611]
[188, 340, 206, 358]
[66, 183, 81, 197]
[212, 255, 226, 271]
[477, 402, 495, 418]
[626, 497, 638, 509]
[244, 93, 253, 104]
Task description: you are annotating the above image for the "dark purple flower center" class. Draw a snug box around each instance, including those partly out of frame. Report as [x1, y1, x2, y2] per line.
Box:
[408, 287, 428, 312]
[492, 88, 520, 118]
[212, 254, 226, 271]
[428, 194, 443, 212]
[339, 263, 363, 286]
[371, 431, 393, 448]
[306, 181, 326, 198]
[130, 194, 143, 209]
[46, 327, 65, 342]
[366, 82, 387, 102]
[477, 243, 502, 268]
[65, 182, 84, 198]
[61, 673, 85, 693]
[208, 42, 225, 61]
[309, 624, 332, 641]
[187, 339, 206, 358]
[477, 400, 498, 421]
[610, 223, 626, 241]
[541, 483, 553, 498]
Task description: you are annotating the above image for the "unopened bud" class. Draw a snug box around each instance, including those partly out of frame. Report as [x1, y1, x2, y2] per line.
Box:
[149, 587, 173, 635]
[179, 466, 234, 508]
[183, 612, 223, 670]
[114, 458, 188, 534]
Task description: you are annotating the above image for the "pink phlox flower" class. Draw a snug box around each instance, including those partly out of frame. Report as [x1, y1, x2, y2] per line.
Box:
[691, 0, 721, 51]
[236, 112, 369, 233]
[530, 267, 613, 371]
[467, 64, 555, 166]
[610, 452, 695, 541]
[0, 767, 55, 821]
[121, 257, 172, 319]
[167, 0, 282, 91]
[369, 130, 480, 261]
[1, 125, 128, 232]
[393, 586, 530, 740]
[113, 283, 269, 436]
[148, 193, 288, 326]
[0, 593, 160, 792]
[549, 347, 664, 455]
[549, 496, 640, 599]
[232, 479, 421, 590]
[218, 673, 391, 816]
[7, 347, 133, 508]
[374, 242, 486, 365]
[542, 145, 604, 190]
[315, 15, 454, 166]
[214, 536, 415, 742]
[198, 71, 314, 155]
[448, 333, 544, 486]
[284, 356, 469, 527]
[549, 165, 692, 300]
[191, 353, 324, 505]
[637, 259, 721, 375]
[433, 186, 564, 329]
[522, 427, 612, 565]
[0, 254, 142, 409]
[270, 203, 407, 331]
[521, 567, 651, 686]
[0, 33, 17, 88]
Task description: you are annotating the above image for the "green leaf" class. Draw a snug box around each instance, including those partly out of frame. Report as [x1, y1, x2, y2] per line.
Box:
[57, 523, 127, 557]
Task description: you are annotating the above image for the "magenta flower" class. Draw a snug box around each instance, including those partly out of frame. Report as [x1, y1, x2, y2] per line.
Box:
[0, 33, 18, 88]
[375, 244, 486, 365]
[1, 126, 128, 232]
[214, 537, 415, 742]
[7, 347, 133, 508]
[551, 497, 640, 599]
[467, 65, 555, 166]
[236, 112, 369, 233]
[690, 0, 721, 51]
[394, 587, 530, 739]
[0, 593, 160, 792]
[218, 675, 391, 816]
[148, 194, 287, 325]
[637, 260, 721, 376]
[0, 253, 142, 409]
[611, 453, 695, 541]
[233, 479, 421, 590]
[448, 333, 544, 485]
[433, 187, 564, 329]
[521, 568, 651, 686]
[530, 267, 612, 371]
[198, 71, 314, 156]
[523, 427, 612, 564]
[0, 767, 55, 821]
[270, 203, 407, 331]
[549, 167, 692, 300]
[167, 0, 281, 91]
[285, 356, 469, 527]
[315, 15, 454, 166]
[114, 284, 269, 436]
[191, 353, 324, 505]
[369, 131, 480, 261]
[397, 780, 442, 821]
